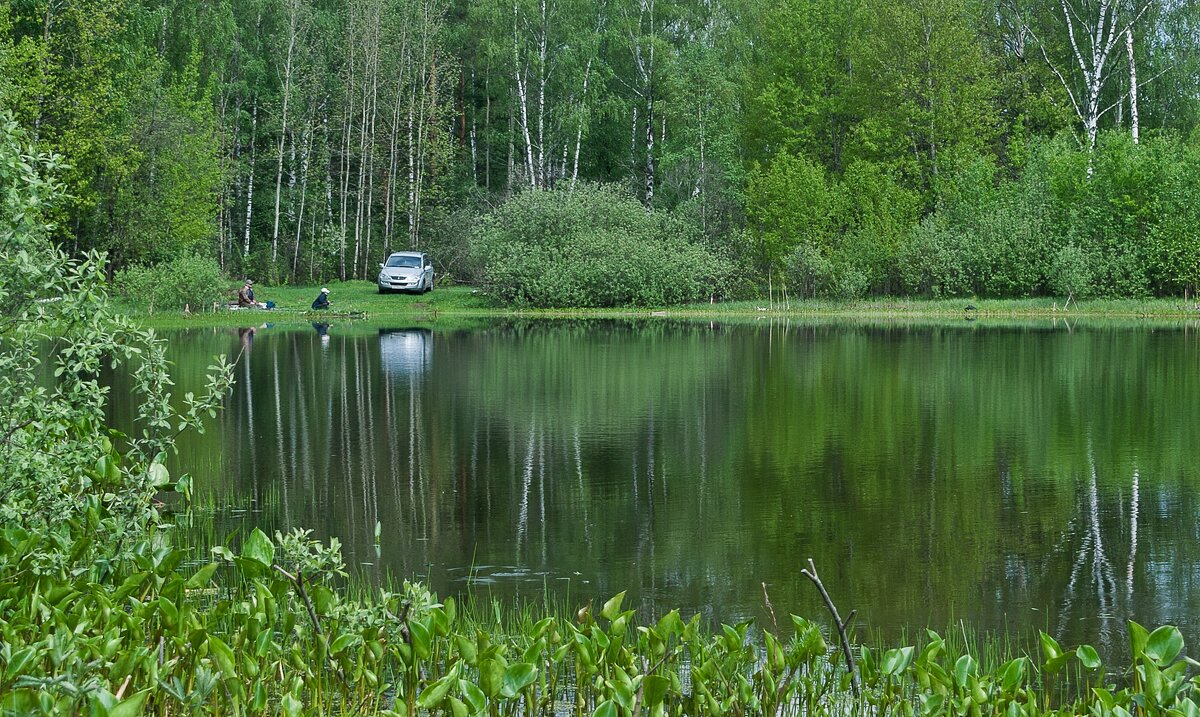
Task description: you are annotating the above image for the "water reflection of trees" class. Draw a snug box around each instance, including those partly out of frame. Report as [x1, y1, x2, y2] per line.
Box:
[118, 322, 1200, 650]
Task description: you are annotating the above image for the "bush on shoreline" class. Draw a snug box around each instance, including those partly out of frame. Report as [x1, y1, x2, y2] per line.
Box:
[471, 185, 732, 308]
[113, 254, 228, 314]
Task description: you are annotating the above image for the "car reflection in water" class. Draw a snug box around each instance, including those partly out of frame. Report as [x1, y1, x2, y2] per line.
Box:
[378, 328, 432, 375]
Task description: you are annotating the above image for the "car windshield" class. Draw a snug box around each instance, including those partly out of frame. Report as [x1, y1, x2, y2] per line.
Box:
[385, 255, 422, 268]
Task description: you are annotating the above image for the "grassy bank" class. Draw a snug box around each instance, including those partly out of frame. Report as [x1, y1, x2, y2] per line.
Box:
[117, 281, 1200, 329]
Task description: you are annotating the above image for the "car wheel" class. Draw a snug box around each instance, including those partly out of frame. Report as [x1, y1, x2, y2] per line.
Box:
[378, 287, 388, 295]
[425, 277, 433, 293]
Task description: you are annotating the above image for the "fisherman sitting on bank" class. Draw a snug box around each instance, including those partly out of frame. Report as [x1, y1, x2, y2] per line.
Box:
[237, 279, 256, 307]
[312, 287, 331, 310]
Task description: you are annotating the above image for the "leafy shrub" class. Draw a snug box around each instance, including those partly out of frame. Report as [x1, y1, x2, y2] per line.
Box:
[896, 218, 971, 297]
[114, 253, 227, 312]
[472, 184, 731, 308]
[1, 110, 234, 551]
[784, 242, 867, 300]
[1050, 243, 1094, 299]
[830, 265, 869, 300]
[419, 204, 483, 284]
[1149, 141, 1200, 295]
[745, 152, 838, 275]
[785, 242, 834, 299]
[837, 161, 921, 292]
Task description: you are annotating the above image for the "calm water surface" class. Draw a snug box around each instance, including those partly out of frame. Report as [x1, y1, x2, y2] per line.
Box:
[112, 319, 1200, 654]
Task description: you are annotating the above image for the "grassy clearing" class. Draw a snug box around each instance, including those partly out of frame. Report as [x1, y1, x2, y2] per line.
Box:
[117, 280, 1200, 329]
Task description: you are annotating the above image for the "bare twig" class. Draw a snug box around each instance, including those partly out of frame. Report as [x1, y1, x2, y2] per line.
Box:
[800, 559, 860, 698]
[762, 581, 780, 634]
[273, 565, 348, 686]
[114, 675, 132, 700]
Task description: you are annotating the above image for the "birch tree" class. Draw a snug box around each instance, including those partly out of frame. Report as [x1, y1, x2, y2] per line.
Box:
[1033, 0, 1155, 154]
[269, 0, 309, 267]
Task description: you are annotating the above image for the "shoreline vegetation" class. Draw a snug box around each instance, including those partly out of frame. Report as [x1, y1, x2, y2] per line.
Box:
[119, 283, 1200, 328]
[5, 518, 1198, 716]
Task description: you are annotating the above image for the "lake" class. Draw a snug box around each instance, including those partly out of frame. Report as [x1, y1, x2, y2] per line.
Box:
[110, 318, 1200, 655]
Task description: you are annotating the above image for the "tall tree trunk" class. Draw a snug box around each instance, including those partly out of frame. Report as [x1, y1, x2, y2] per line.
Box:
[244, 99, 259, 259]
[514, 0, 537, 187]
[1126, 27, 1139, 144]
[643, 94, 654, 209]
[485, 66, 492, 191]
[292, 117, 313, 277]
[536, 0, 548, 186]
[408, 85, 418, 246]
[362, 26, 381, 279]
[469, 71, 478, 183]
[570, 56, 593, 190]
[271, 0, 303, 268]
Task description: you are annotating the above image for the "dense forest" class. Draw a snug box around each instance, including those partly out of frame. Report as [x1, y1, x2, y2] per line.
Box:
[1, 0, 1198, 301]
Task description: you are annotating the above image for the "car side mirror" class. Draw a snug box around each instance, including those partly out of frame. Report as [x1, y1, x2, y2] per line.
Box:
[425, 265, 433, 271]
[379, 263, 385, 268]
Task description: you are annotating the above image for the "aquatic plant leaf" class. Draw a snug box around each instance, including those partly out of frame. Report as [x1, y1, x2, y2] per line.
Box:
[1145, 626, 1184, 666]
[479, 658, 505, 697]
[281, 692, 303, 717]
[185, 563, 218, 589]
[329, 632, 360, 656]
[459, 679, 486, 714]
[1092, 688, 1116, 710]
[953, 655, 976, 688]
[592, 700, 617, 717]
[207, 635, 236, 678]
[500, 662, 537, 698]
[1045, 654, 1070, 674]
[419, 673, 455, 709]
[601, 592, 626, 621]
[4, 647, 36, 683]
[454, 634, 478, 665]
[920, 693, 945, 717]
[643, 675, 670, 706]
[1128, 621, 1150, 660]
[657, 610, 683, 637]
[1039, 631, 1062, 662]
[1076, 645, 1101, 670]
[108, 690, 150, 717]
[241, 528, 274, 567]
[410, 620, 432, 660]
[882, 646, 914, 676]
[999, 657, 1026, 694]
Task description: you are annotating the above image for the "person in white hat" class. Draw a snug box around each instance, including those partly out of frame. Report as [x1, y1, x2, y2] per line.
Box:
[312, 287, 331, 310]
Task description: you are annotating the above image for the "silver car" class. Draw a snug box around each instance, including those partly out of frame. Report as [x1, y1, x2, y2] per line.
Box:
[377, 251, 434, 294]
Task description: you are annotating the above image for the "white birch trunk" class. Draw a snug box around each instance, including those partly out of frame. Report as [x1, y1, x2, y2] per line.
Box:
[570, 56, 593, 190]
[1040, 0, 1152, 161]
[514, 0, 537, 187]
[292, 118, 312, 276]
[469, 71, 478, 183]
[243, 99, 258, 259]
[408, 86, 418, 246]
[271, 0, 303, 267]
[362, 23, 381, 278]
[536, 0, 547, 186]
[1126, 27, 1139, 144]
